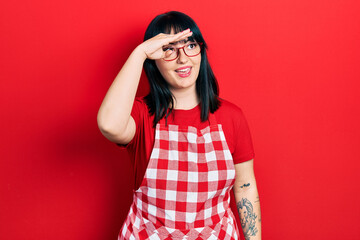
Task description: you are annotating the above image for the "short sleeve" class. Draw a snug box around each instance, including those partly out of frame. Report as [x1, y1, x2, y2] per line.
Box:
[231, 107, 255, 164]
[116, 97, 145, 149]
[115, 97, 156, 190]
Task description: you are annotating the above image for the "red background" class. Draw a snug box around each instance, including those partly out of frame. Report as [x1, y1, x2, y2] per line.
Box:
[1, 0, 360, 239]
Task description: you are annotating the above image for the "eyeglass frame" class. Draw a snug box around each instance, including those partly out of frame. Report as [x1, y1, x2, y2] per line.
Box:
[162, 42, 203, 61]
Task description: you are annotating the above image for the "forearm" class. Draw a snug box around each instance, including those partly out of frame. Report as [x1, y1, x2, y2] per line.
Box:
[97, 46, 146, 139]
[234, 182, 261, 240]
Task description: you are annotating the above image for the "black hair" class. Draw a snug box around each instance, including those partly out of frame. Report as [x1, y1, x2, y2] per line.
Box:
[143, 11, 220, 127]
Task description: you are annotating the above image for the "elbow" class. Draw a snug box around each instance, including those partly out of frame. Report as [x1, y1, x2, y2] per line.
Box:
[97, 121, 125, 143]
[97, 122, 116, 137]
[97, 112, 132, 144]
[97, 112, 121, 138]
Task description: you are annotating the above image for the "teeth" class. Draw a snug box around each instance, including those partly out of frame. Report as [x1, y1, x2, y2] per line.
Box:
[176, 68, 191, 73]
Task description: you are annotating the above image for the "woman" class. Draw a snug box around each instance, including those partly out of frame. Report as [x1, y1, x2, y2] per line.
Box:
[98, 11, 261, 240]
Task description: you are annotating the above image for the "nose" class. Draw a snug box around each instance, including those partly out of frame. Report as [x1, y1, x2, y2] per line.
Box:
[176, 48, 189, 64]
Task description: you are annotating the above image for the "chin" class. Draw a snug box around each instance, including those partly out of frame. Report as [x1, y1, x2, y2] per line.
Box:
[172, 76, 198, 89]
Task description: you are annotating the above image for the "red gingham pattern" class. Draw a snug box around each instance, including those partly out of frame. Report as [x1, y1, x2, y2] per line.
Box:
[119, 114, 239, 240]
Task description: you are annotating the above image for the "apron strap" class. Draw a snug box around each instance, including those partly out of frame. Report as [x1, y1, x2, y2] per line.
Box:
[157, 108, 218, 126]
[208, 112, 217, 126]
[159, 112, 169, 126]
[159, 116, 166, 125]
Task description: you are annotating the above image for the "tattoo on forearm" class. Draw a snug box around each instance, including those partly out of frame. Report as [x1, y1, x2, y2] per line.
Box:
[237, 198, 258, 240]
[240, 183, 251, 188]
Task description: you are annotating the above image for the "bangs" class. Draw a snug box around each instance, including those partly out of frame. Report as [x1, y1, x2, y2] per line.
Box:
[144, 11, 205, 45]
[162, 22, 187, 35]
[156, 17, 202, 44]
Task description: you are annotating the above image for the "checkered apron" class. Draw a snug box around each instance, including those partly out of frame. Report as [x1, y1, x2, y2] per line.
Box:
[119, 113, 239, 240]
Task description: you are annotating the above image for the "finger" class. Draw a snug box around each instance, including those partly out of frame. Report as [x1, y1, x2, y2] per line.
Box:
[173, 29, 192, 38]
[169, 30, 193, 42]
[158, 29, 191, 40]
[164, 29, 190, 39]
[155, 29, 192, 47]
[177, 28, 191, 35]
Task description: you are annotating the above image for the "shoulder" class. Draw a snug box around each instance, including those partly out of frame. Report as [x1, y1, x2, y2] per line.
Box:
[216, 98, 246, 119]
[214, 98, 251, 131]
[132, 96, 150, 115]
[130, 96, 153, 126]
[133, 96, 148, 108]
[214, 98, 255, 163]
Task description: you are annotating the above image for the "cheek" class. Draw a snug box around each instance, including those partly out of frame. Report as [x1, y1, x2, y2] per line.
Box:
[155, 60, 172, 76]
[155, 61, 177, 84]
[155, 60, 163, 72]
[193, 57, 202, 73]
[194, 56, 201, 69]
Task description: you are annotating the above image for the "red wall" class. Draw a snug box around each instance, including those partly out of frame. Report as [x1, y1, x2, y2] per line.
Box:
[1, 0, 359, 239]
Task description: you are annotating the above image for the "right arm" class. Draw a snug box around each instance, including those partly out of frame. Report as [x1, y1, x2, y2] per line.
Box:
[97, 29, 193, 144]
[97, 46, 146, 144]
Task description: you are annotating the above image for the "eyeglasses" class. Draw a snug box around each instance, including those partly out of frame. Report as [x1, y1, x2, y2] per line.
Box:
[162, 42, 203, 61]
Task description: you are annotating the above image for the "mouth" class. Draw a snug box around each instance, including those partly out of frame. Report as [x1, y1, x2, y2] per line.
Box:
[175, 67, 192, 78]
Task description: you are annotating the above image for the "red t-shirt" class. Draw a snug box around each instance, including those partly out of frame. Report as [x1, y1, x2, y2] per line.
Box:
[121, 97, 255, 191]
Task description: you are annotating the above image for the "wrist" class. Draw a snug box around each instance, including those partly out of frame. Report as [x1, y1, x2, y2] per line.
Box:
[133, 45, 148, 62]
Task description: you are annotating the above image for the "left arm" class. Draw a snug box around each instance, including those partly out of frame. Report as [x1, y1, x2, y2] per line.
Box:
[233, 159, 261, 240]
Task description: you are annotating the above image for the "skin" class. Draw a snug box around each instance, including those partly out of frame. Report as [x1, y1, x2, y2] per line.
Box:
[97, 29, 193, 144]
[97, 27, 261, 239]
[234, 160, 262, 240]
[154, 35, 201, 109]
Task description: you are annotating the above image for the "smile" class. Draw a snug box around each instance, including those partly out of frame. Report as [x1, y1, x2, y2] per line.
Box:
[175, 67, 192, 78]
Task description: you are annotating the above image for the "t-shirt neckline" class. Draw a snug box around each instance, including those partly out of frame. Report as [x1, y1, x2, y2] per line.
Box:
[173, 103, 200, 112]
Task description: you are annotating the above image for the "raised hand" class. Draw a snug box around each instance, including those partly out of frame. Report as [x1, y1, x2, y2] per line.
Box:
[139, 29, 193, 60]
[98, 29, 193, 145]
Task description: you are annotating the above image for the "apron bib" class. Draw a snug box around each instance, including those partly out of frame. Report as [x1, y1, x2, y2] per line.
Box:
[119, 113, 239, 240]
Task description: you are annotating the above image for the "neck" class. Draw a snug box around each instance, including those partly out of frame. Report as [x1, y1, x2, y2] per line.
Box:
[170, 85, 199, 110]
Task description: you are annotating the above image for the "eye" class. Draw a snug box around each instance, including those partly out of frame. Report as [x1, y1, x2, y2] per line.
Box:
[187, 43, 198, 49]
[163, 46, 175, 52]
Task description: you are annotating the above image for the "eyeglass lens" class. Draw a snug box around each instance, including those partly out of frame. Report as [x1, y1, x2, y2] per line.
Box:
[163, 42, 201, 61]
